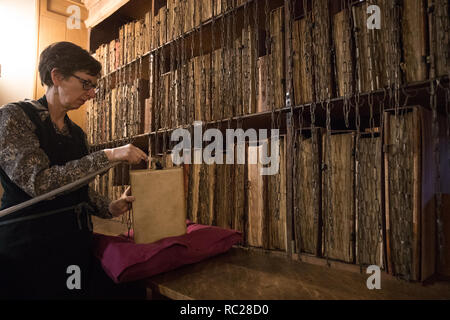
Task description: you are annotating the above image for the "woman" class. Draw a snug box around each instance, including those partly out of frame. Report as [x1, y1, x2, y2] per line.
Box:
[0, 41, 148, 299]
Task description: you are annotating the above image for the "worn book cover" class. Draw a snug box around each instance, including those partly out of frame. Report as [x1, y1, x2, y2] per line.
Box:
[130, 168, 187, 244]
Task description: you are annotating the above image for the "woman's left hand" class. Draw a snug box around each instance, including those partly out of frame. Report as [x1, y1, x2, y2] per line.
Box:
[108, 186, 135, 217]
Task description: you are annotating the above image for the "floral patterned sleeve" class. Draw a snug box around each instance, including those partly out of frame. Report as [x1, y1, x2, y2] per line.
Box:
[87, 188, 113, 219]
[0, 103, 113, 219]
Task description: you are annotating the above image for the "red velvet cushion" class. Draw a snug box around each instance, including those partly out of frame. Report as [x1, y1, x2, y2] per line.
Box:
[93, 221, 243, 283]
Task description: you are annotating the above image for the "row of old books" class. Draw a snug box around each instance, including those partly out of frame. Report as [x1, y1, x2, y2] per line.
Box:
[94, 0, 249, 77]
[178, 106, 443, 282]
[86, 79, 149, 145]
[150, 0, 446, 128]
[178, 128, 380, 263]
[150, 55, 273, 131]
[89, 105, 447, 281]
[289, 0, 448, 106]
[94, 18, 151, 77]
[292, 106, 447, 281]
[159, 0, 247, 45]
[149, 21, 273, 131]
[94, 0, 447, 111]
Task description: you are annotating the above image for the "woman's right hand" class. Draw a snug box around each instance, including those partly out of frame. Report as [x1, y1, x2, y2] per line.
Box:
[103, 144, 148, 165]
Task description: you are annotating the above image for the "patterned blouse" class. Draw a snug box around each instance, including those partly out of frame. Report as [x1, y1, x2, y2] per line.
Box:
[0, 98, 113, 219]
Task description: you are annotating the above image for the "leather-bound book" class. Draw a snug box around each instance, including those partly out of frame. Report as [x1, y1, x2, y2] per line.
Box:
[130, 168, 187, 244]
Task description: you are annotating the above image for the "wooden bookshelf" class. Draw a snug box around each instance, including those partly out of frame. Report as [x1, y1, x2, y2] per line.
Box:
[86, 0, 450, 282]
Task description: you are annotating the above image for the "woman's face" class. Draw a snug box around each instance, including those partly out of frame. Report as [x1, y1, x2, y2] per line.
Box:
[54, 70, 98, 110]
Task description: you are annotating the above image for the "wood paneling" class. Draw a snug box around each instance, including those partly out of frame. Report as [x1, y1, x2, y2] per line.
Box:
[35, 0, 89, 131]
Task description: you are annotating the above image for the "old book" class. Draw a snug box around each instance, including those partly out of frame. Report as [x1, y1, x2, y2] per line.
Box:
[384, 109, 420, 280]
[171, 68, 180, 127]
[353, 2, 380, 92]
[184, 0, 194, 33]
[167, 0, 177, 41]
[144, 11, 151, 53]
[214, 163, 234, 230]
[333, 9, 354, 97]
[402, 0, 427, 83]
[294, 129, 322, 255]
[152, 7, 159, 48]
[383, 106, 450, 281]
[125, 22, 131, 64]
[111, 88, 117, 140]
[356, 134, 384, 267]
[265, 136, 287, 251]
[312, 0, 333, 100]
[144, 98, 151, 134]
[130, 168, 187, 244]
[194, 0, 212, 27]
[247, 143, 264, 247]
[159, 6, 167, 46]
[353, 0, 401, 92]
[124, 23, 129, 64]
[148, 54, 155, 132]
[292, 18, 314, 105]
[137, 19, 145, 57]
[119, 26, 124, 67]
[322, 132, 355, 263]
[257, 56, 270, 113]
[178, 61, 189, 126]
[201, 0, 212, 23]
[106, 91, 111, 141]
[269, 7, 285, 109]
[96, 46, 101, 75]
[174, 68, 184, 127]
[194, 54, 212, 121]
[233, 29, 243, 116]
[221, 39, 234, 118]
[197, 163, 216, 226]
[242, 23, 258, 115]
[211, 48, 224, 120]
[160, 72, 171, 129]
[134, 20, 140, 58]
[109, 40, 115, 73]
[234, 158, 246, 234]
[187, 164, 201, 222]
[167, 71, 175, 129]
[213, 0, 222, 16]
[135, 79, 150, 135]
[211, 48, 221, 121]
[129, 21, 135, 61]
[428, 0, 449, 77]
[186, 58, 195, 124]
[115, 39, 120, 70]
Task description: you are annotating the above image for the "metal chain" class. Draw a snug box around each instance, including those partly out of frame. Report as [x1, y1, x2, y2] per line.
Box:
[431, 80, 444, 265]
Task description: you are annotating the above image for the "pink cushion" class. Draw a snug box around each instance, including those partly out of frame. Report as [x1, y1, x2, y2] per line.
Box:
[93, 220, 243, 283]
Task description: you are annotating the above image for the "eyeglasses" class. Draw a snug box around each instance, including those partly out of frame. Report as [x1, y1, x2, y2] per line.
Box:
[72, 74, 98, 92]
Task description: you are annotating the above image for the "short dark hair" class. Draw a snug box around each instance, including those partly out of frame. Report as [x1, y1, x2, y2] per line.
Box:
[38, 41, 102, 87]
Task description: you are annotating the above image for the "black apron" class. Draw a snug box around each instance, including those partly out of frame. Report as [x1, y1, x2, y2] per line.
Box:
[0, 97, 144, 300]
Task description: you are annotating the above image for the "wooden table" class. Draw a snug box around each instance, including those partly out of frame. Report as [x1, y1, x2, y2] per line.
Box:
[145, 247, 450, 300]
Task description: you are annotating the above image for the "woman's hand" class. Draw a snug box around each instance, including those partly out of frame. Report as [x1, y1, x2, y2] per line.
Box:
[108, 186, 135, 217]
[103, 144, 148, 165]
